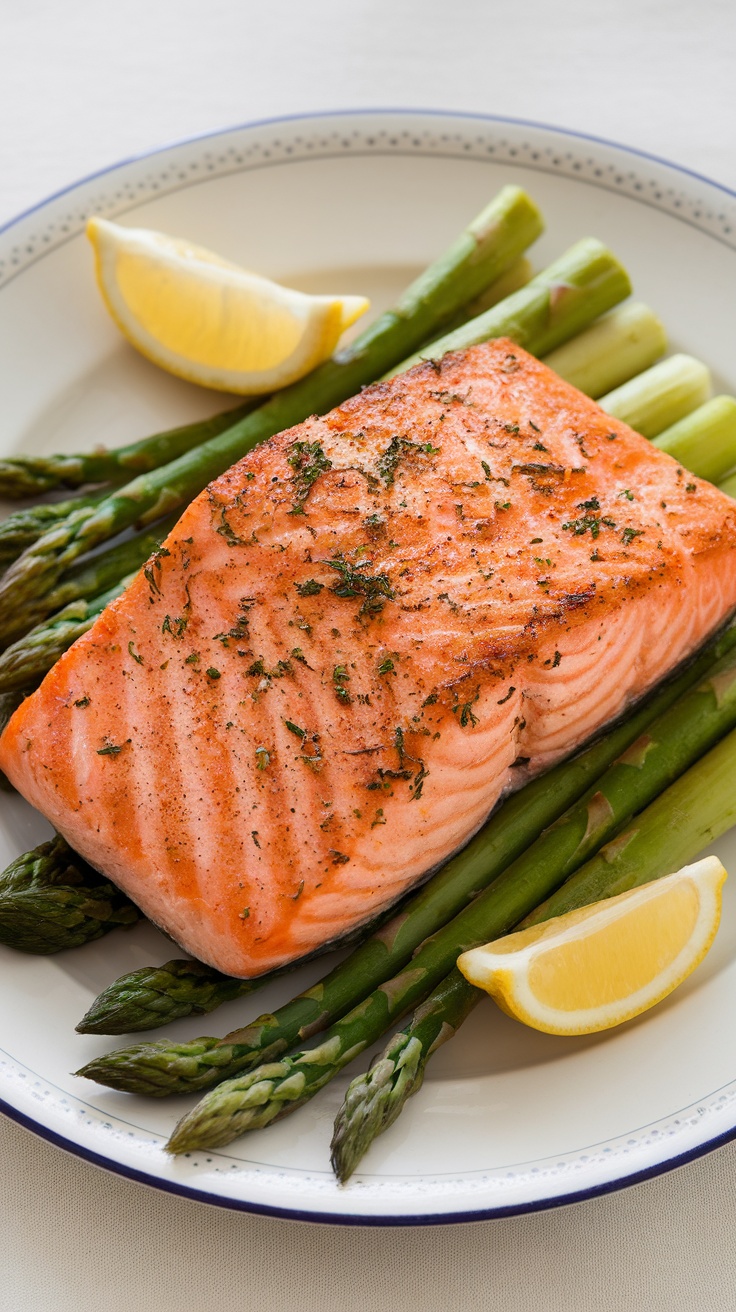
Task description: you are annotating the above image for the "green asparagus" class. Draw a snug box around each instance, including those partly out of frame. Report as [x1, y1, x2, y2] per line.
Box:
[653, 396, 736, 484]
[523, 734, 736, 925]
[166, 630, 736, 1153]
[330, 970, 480, 1183]
[76, 960, 271, 1034]
[600, 353, 710, 438]
[0, 486, 112, 569]
[76, 609, 736, 1087]
[435, 255, 533, 335]
[542, 301, 667, 399]
[0, 834, 140, 953]
[718, 465, 736, 500]
[0, 574, 135, 695]
[0, 235, 628, 643]
[0, 514, 179, 651]
[0, 401, 258, 500]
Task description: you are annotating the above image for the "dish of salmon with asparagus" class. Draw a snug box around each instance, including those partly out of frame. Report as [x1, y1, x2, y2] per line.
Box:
[3, 174, 736, 1185]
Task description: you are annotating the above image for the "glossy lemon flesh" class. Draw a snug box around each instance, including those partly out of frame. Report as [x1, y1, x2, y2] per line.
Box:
[87, 217, 369, 394]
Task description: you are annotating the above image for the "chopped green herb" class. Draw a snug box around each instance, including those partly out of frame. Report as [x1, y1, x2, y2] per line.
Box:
[329, 850, 350, 865]
[287, 439, 332, 512]
[323, 555, 394, 617]
[162, 614, 187, 639]
[185, 651, 200, 665]
[618, 489, 635, 501]
[285, 720, 307, 739]
[621, 527, 645, 545]
[212, 598, 254, 646]
[333, 665, 351, 704]
[562, 505, 616, 538]
[377, 656, 395, 675]
[453, 688, 480, 727]
[73, 696, 90, 709]
[497, 686, 516, 705]
[429, 389, 469, 405]
[239, 907, 250, 920]
[495, 501, 511, 511]
[216, 502, 251, 547]
[206, 667, 221, 680]
[127, 641, 143, 664]
[255, 746, 270, 770]
[422, 692, 438, 707]
[685, 483, 697, 493]
[376, 435, 440, 487]
[97, 739, 129, 757]
[412, 761, 430, 801]
[294, 579, 324, 597]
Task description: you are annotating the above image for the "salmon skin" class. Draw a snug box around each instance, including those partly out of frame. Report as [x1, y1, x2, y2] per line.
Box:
[3, 338, 736, 978]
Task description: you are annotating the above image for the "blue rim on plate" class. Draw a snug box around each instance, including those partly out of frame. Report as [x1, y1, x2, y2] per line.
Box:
[2, 108, 736, 1224]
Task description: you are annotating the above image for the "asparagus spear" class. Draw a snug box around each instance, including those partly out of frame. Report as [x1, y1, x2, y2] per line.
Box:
[330, 970, 479, 1183]
[542, 302, 667, 399]
[653, 396, 736, 484]
[75, 609, 736, 1086]
[0, 235, 628, 643]
[167, 632, 736, 1153]
[0, 514, 179, 652]
[0, 575, 135, 695]
[0, 401, 258, 500]
[0, 835, 140, 953]
[524, 724, 736, 922]
[387, 237, 629, 376]
[436, 255, 533, 334]
[76, 960, 270, 1034]
[600, 353, 711, 438]
[0, 486, 113, 569]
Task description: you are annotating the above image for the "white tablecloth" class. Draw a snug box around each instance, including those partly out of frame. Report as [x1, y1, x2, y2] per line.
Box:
[3, 2, 736, 1306]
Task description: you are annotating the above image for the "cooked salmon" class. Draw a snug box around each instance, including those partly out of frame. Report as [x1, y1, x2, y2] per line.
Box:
[3, 338, 736, 977]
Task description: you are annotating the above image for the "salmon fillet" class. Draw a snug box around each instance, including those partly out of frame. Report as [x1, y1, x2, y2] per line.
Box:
[3, 338, 736, 977]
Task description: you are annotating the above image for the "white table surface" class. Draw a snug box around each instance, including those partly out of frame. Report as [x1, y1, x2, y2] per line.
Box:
[2, 2, 736, 1307]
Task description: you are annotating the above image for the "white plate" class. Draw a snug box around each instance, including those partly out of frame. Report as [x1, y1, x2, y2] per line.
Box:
[2, 110, 736, 1226]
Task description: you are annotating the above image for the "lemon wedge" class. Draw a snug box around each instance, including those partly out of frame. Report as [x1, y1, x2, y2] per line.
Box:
[457, 857, 727, 1036]
[86, 217, 369, 394]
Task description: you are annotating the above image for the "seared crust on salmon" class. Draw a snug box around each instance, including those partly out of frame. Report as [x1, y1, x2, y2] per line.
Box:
[3, 338, 736, 976]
